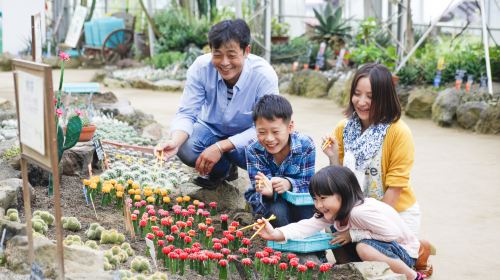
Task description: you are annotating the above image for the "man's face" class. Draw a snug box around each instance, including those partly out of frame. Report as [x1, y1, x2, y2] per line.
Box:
[211, 40, 250, 86]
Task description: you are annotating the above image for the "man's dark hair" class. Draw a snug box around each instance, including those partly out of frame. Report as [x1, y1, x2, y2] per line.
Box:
[208, 19, 251, 50]
[252, 95, 293, 123]
[345, 63, 401, 125]
[309, 166, 364, 221]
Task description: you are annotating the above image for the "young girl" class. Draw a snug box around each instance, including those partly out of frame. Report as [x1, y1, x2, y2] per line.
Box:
[255, 166, 425, 280]
[322, 63, 433, 275]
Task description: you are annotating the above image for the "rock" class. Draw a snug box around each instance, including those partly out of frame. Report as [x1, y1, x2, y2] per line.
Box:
[93, 91, 118, 104]
[0, 138, 18, 157]
[28, 164, 49, 187]
[0, 218, 26, 243]
[114, 109, 155, 131]
[0, 161, 20, 182]
[95, 99, 135, 116]
[182, 169, 250, 211]
[102, 77, 129, 88]
[7, 154, 21, 170]
[0, 52, 14, 71]
[328, 70, 355, 107]
[405, 87, 438, 118]
[5, 235, 107, 279]
[456, 101, 489, 130]
[289, 70, 329, 98]
[0, 178, 35, 209]
[232, 212, 254, 226]
[279, 80, 291, 94]
[141, 123, 168, 142]
[0, 98, 12, 110]
[475, 102, 500, 134]
[397, 87, 412, 109]
[129, 78, 156, 90]
[60, 142, 97, 176]
[432, 88, 461, 127]
[154, 79, 185, 91]
[91, 70, 107, 83]
[348, 261, 406, 280]
[1, 129, 17, 140]
[0, 110, 17, 123]
[116, 58, 144, 69]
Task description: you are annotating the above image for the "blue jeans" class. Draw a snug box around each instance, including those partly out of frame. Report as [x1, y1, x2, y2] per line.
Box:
[247, 193, 314, 227]
[177, 122, 247, 180]
[359, 239, 416, 268]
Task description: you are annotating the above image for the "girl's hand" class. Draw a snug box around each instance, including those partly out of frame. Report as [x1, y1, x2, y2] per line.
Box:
[330, 230, 351, 246]
[255, 172, 273, 197]
[322, 135, 339, 165]
[253, 218, 284, 241]
[271, 177, 291, 194]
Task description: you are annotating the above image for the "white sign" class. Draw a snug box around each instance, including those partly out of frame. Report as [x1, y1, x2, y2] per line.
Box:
[17, 71, 45, 155]
[144, 237, 158, 270]
[64, 6, 88, 48]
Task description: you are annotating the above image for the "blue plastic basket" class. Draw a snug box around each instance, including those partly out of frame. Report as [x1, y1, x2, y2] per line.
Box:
[267, 232, 340, 253]
[282, 191, 314, 206]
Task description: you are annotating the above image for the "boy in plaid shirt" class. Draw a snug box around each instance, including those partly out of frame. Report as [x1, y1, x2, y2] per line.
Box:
[244, 95, 315, 227]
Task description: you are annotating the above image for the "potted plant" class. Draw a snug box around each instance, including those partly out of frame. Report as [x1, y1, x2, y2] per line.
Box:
[310, 4, 352, 55]
[271, 18, 290, 44]
[79, 114, 97, 142]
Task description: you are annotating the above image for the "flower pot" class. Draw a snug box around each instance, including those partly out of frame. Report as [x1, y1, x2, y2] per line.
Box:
[78, 125, 97, 142]
[271, 36, 289, 44]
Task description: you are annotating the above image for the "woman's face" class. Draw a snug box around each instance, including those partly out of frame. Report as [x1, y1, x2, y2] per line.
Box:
[352, 77, 372, 129]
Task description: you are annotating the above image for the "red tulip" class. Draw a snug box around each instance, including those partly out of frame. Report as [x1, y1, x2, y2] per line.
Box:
[279, 262, 288, 270]
[319, 263, 333, 272]
[242, 258, 252, 266]
[297, 265, 307, 272]
[218, 259, 228, 267]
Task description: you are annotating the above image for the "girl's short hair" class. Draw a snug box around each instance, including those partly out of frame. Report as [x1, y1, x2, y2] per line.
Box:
[309, 166, 364, 221]
[345, 63, 401, 124]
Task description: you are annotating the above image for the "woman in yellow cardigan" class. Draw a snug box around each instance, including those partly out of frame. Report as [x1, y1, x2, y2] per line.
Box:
[322, 63, 434, 276]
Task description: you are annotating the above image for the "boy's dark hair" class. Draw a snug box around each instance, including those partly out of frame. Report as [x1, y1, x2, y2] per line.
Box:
[309, 166, 364, 221]
[345, 63, 401, 125]
[252, 95, 293, 123]
[208, 19, 251, 50]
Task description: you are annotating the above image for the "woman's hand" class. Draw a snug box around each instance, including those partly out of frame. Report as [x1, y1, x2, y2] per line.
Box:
[255, 172, 273, 197]
[330, 230, 352, 246]
[322, 135, 339, 165]
[253, 218, 284, 241]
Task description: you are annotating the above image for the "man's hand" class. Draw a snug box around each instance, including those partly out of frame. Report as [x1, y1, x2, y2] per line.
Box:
[330, 230, 352, 246]
[195, 144, 223, 176]
[255, 172, 273, 197]
[271, 177, 291, 194]
[154, 140, 179, 160]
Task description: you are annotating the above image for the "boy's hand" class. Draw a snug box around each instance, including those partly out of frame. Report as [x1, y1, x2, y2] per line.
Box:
[255, 172, 273, 197]
[271, 177, 291, 194]
[253, 218, 284, 241]
[330, 230, 351, 246]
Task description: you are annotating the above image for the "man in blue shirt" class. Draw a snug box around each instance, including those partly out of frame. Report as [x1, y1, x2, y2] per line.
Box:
[155, 19, 279, 189]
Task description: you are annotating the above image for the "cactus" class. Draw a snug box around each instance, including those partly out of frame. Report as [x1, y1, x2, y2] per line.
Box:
[121, 242, 135, 256]
[7, 209, 20, 222]
[130, 256, 151, 273]
[62, 217, 81, 232]
[63, 235, 83, 246]
[32, 217, 48, 235]
[86, 223, 105, 240]
[84, 240, 99, 250]
[33, 210, 55, 226]
[100, 229, 125, 244]
[149, 272, 168, 280]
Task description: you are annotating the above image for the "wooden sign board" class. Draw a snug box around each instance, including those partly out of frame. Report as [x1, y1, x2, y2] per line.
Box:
[64, 5, 88, 48]
[12, 59, 66, 278]
[12, 59, 55, 171]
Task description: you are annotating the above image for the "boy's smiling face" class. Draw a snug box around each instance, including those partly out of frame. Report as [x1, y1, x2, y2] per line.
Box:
[255, 117, 294, 158]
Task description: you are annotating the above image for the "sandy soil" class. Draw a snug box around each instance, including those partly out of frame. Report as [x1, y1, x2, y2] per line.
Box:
[1, 69, 500, 279]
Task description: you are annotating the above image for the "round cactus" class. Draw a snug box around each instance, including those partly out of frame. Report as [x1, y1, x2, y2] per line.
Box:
[86, 223, 105, 240]
[100, 229, 125, 244]
[33, 210, 55, 226]
[130, 256, 151, 273]
[7, 209, 20, 222]
[149, 272, 168, 280]
[62, 217, 81, 232]
[84, 240, 99, 250]
[32, 217, 48, 235]
[63, 235, 83, 246]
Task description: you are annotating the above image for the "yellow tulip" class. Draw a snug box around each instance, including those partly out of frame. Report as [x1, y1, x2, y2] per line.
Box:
[127, 179, 133, 185]
[193, 199, 200, 206]
[134, 194, 141, 201]
[128, 189, 135, 195]
[183, 195, 191, 202]
[132, 183, 140, 189]
[146, 196, 155, 203]
[83, 179, 91, 186]
[161, 190, 168, 196]
[102, 185, 111, 193]
[116, 191, 123, 198]
[163, 196, 171, 204]
[115, 184, 124, 192]
[176, 197, 183, 203]
[134, 189, 141, 195]
[110, 179, 117, 186]
[90, 183, 97, 189]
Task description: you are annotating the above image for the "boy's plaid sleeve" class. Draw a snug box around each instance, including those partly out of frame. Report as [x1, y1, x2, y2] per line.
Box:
[286, 143, 316, 193]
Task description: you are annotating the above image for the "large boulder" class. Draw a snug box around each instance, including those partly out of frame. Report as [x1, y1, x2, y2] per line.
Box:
[0, 218, 26, 243]
[0, 178, 35, 209]
[456, 101, 489, 130]
[0, 52, 14, 71]
[5, 236, 109, 279]
[182, 168, 250, 211]
[60, 142, 98, 176]
[0, 97, 12, 110]
[0, 161, 20, 182]
[432, 88, 461, 127]
[475, 102, 500, 134]
[289, 70, 329, 98]
[405, 87, 438, 118]
[141, 123, 169, 142]
[153, 78, 185, 91]
[328, 70, 354, 107]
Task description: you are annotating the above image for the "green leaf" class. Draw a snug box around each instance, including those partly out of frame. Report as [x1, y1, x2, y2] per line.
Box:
[57, 124, 64, 162]
[63, 115, 82, 151]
